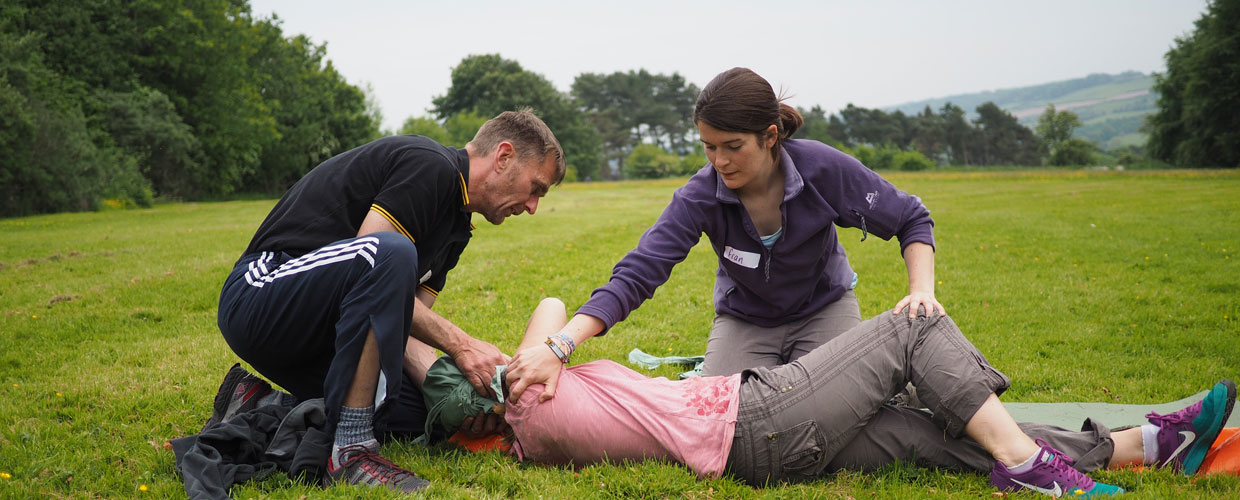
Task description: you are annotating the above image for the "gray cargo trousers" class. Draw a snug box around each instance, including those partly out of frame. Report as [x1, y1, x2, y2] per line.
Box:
[725, 308, 1114, 485]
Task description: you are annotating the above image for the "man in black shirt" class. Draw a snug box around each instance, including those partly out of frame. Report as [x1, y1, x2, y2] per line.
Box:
[216, 110, 564, 493]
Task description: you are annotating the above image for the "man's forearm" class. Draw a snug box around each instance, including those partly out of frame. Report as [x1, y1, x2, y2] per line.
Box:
[410, 297, 471, 356]
[408, 291, 509, 397]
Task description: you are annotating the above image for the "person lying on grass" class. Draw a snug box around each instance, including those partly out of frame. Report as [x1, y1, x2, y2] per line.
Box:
[425, 298, 1235, 498]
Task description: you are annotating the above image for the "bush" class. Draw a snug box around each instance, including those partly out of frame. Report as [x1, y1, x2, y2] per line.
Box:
[677, 152, 706, 176]
[854, 146, 877, 169]
[1115, 152, 1140, 166]
[561, 164, 579, 183]
[854, 144, 901, 170]
[624, 144, 678, 179]
[94, 87, 201, 200]
[1048, 138, 1096, 166]
[398, 116, 450, 144]
[0, 31, 151, 216]
[895, 150, 936, 171]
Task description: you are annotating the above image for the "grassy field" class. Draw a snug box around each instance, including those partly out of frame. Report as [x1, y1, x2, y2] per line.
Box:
[1, 170, 1238, 499]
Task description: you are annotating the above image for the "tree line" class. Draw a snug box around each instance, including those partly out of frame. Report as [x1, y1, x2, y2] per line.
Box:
[404, 0, 1240, 176]
[794, 102, 1051, 167]
[1, 1, 380, 216]
[1145, 0, 1239, 168]
[403, 56, 703, 182]
[3, 0, 1234, 217]
[414, 54, 1102, 180]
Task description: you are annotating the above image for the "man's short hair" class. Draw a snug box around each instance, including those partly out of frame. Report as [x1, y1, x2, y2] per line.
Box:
[469, 109, 566, 185]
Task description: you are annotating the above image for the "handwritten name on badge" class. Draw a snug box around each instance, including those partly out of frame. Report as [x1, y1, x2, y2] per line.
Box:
[723, 246, 760, 269]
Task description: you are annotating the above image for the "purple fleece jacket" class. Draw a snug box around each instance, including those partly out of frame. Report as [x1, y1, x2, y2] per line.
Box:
[576, 139, 935, 331]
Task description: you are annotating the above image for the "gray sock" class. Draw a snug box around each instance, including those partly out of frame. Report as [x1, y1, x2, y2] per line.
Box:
[335, 405, 376, 449]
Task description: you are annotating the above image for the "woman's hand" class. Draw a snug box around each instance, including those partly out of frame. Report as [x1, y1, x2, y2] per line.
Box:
[897, 242, 943, 319]
[893, 291, 946, 318]
[505, 341, 564, 403]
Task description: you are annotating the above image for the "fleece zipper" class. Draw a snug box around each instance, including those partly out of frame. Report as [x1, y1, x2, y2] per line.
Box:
[763, 246, 772, 282]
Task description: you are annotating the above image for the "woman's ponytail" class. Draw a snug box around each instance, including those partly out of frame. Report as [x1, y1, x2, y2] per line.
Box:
[777, 102, 803, 139]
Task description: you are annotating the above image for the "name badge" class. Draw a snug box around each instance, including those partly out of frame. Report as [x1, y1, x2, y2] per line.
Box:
[723, 246, 760, 269]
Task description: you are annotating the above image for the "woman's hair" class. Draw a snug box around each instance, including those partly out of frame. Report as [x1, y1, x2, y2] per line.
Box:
[694, 67, 803, 160]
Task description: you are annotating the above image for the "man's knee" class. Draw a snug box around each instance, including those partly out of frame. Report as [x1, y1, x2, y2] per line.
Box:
[367, 232, 418, 275]
[368, 231, 417, 257]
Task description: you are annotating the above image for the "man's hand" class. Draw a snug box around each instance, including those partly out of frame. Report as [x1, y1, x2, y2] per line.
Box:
[505, 341, 564, 403]
[451, 337, 510, 399]
[460, 410, 509, 437]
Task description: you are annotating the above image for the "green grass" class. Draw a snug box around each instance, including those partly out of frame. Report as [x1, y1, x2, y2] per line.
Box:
[2, 170, 1239, 498]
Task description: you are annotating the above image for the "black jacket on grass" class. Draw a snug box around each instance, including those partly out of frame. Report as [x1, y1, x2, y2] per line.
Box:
[171, 399, 329, 500]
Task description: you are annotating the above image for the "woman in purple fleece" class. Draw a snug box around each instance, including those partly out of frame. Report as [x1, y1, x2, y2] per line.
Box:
[507, 67, 942, 401]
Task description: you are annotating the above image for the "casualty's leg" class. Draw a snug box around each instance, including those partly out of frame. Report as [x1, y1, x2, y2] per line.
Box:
[1142, 380, 1236, 473]
[829, 381, 1237, 479]
[1108, 427, 1144, 468]
[728, 308, 1007, 484]
[731, 308, 1122, 496]
[965, 395, 1039, 465]
[826, 405, 1119, 473]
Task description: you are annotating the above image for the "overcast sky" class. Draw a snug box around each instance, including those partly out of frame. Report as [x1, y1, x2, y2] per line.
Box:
[247, 0, 1207, 132]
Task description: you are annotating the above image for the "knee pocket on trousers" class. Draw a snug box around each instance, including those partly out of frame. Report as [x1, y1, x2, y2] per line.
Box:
[949, 330, 1010, 398]
[767, 420, 827, 480]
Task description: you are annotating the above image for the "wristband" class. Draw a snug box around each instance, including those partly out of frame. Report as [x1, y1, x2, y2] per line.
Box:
[552, 333, 576, 354]
[545, 336, 570, 363]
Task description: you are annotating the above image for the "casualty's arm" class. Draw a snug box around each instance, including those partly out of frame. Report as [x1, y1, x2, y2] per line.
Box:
[401, 290, 439, 388]
[505, 313, 603, 403]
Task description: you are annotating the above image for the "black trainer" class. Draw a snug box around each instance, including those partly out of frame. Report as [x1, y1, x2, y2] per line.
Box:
[201, 363, 291, 432]
[326, 442, 430, 493]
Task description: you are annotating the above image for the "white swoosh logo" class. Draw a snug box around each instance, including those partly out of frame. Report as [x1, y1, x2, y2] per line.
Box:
[1012, 479, 1063, 497]
[1164, 430, 1196, 466]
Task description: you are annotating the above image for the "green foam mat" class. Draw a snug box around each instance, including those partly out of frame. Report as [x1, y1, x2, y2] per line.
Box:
[1003, 390, 1240, 430]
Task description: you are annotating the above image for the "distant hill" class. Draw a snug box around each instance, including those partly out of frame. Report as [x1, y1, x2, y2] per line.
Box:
[884, 71, 1156, 150]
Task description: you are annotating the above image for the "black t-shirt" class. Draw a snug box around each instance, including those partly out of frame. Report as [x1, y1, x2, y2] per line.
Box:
[241, 135, 473, 295]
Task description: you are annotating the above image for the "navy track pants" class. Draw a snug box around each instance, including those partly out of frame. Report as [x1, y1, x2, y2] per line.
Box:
[217, 232, 427, 437]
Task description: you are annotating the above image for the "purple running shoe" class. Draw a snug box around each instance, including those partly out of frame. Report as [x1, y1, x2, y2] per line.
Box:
[1146, 379, 1236, 474]
[991, 439, 1123, 497]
